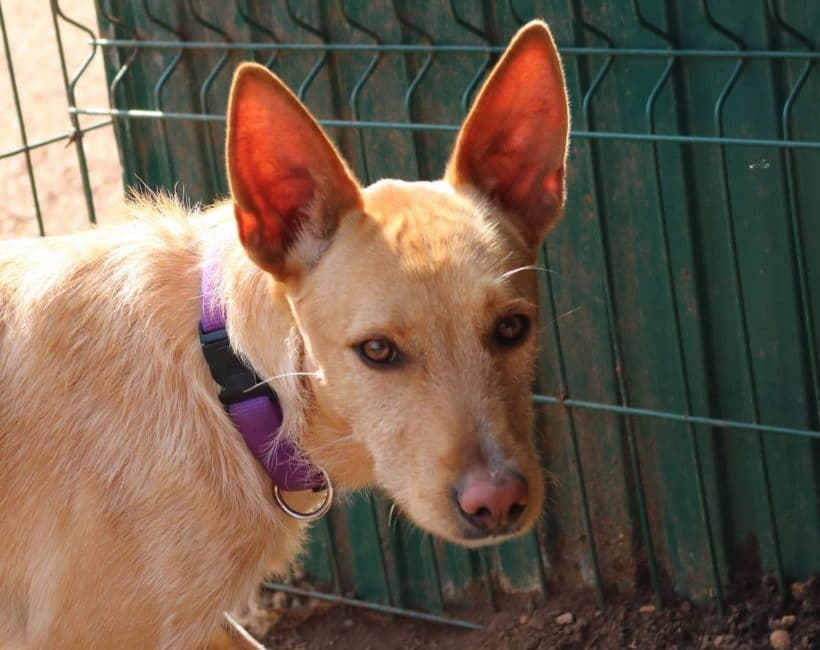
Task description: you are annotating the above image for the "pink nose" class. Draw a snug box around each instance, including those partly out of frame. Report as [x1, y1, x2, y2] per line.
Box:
[456, 470, 528, 534]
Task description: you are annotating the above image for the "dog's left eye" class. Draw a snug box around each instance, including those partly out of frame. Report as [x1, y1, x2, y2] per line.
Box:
[357, 338, 400, 367]
[494, 315, 531, 347]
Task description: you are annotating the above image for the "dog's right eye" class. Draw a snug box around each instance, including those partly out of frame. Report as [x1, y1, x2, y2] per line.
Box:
[494, 314, 531, 347]
[357, 338, 400, 367]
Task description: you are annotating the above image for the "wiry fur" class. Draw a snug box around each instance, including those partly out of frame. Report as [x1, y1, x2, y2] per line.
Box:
[0, 197, 311, 648]
[0, 20, 569, 649]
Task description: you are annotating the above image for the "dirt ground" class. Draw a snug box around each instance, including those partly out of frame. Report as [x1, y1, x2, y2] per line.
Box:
[0, 0, 122, 238]
[258, 575, 819, 650]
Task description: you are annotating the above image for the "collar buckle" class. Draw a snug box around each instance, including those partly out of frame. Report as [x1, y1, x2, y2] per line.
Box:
[199, 324, 274, 407]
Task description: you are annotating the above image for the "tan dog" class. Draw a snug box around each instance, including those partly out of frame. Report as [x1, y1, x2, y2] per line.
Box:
[0, 20, 569, 649]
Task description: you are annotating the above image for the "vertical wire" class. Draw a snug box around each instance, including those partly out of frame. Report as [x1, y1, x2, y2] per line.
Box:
[93, 0, 139, 189]
[340, 1, 381, 185]
[570, 0, 663, 605]
[766, 1, 820, 428]
[506, 0, 571, 605]
[449, 0, 492, 115]
[1, 1, 44, 235]
[701, 0, 786, 591]
[284, 0, 328, 102]
[50, 0, 100, 223]
[633, 0, 724, 614]
[187, 0, 230, 197]
[142, 0, 182, 183]
[237, 0, 281, 69]
[523, 0, 606, 607]
[541, 244, 605, 608]
[393, 1, 435, 179]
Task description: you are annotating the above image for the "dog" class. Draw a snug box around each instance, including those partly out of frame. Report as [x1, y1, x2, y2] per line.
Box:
[0, 19, 569, 649]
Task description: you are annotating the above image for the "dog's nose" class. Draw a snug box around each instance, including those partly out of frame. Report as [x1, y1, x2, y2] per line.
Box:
[456, 470, 528, 534]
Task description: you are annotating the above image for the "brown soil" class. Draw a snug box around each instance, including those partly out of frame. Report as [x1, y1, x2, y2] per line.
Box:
[258, 575, 819, 650]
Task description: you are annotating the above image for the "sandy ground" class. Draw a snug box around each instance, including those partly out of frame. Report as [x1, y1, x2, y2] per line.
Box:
[0, 0, 122, 239]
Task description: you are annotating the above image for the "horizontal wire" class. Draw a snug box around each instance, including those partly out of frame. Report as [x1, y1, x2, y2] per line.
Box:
[533, 394, 820, 440]
[263, 583, 481, 630]
[90, 39, 820, 59]
[0, 120, 113, 161]
[66, 107, 820, 149]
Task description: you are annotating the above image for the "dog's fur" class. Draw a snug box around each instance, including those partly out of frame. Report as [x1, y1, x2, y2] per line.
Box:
[0, 21, 569, 649]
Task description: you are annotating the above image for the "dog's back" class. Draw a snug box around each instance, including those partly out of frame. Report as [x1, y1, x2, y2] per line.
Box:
[0, 206, 299, 647]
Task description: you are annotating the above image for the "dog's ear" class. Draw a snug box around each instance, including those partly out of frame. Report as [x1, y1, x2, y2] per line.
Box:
[445, 21, 569, 251]
[226, 63, 362, 279]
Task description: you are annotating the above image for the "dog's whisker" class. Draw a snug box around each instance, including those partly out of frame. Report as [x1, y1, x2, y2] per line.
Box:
[548, 305, 583, 325]
[498, 264, 558, 281]
[246, 371, 322, 392]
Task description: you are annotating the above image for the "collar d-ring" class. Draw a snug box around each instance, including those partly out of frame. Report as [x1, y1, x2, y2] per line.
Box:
[273, 469, 334, 522]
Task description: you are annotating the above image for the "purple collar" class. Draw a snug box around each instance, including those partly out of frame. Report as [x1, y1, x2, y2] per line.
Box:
[199, 260, 325, 492]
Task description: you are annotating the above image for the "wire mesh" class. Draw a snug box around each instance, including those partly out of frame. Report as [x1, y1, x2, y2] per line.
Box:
[2, 0, 818, 629]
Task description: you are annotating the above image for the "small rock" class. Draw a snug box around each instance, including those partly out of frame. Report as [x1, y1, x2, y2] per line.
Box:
[639, 604, 657, 615]
[519, 613, 530, 625]
[342, 618, 354, 628]
[271, 591, 290, 609]
[779, 615, 797, 629]
[714, 634, 730, 646]
[555, 612, 575, 625]
[791, 582, 807, 601]
[770, 629, 791, 649]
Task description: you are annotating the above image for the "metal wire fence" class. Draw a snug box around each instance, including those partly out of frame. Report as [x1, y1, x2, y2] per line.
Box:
[2, 0, 818, 630]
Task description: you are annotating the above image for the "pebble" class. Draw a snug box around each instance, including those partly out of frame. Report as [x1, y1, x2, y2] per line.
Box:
[791, 581, 807, 601]
[779, 614, 797, 629]
[639, 604, 656, 615]
[342, 618, 354, 628]
[769, 629, 791, 649]
[714, 634, 731, 646]
[519, 613, 530, 625]
[271, 591, 290, 609]
[555, 612, 575, 625]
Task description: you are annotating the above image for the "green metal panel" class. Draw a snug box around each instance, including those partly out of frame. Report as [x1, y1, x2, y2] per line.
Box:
[81, 0, 820, 615]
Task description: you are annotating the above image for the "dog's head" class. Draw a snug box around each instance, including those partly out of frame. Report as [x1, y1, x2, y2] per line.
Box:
[225, 21, 569, 546]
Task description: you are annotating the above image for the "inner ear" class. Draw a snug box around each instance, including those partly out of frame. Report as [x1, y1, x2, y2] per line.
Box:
[226, 63, 362, 279]
[445, 21, 570, 250]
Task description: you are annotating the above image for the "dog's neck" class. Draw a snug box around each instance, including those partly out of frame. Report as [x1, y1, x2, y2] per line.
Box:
[197, 204, 376, 491]
[198, 205, 315, 483]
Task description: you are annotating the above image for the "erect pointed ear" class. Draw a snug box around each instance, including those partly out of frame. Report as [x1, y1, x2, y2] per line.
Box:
[444, 21, 569, 251]
[226, 63, 363, 279]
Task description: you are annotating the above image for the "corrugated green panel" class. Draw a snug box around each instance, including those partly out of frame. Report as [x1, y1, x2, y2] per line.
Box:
[561, 0, 728, 602]
[672, 1, 820, 584]
[538, 1, 649, 595]
[98, 0, 820, 612]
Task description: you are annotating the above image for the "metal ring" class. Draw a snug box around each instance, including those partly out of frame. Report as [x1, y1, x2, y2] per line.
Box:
[273, 470, 334, 522]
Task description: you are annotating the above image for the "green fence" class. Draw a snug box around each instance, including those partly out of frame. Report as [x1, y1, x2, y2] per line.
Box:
[3, 0, 818, 626]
